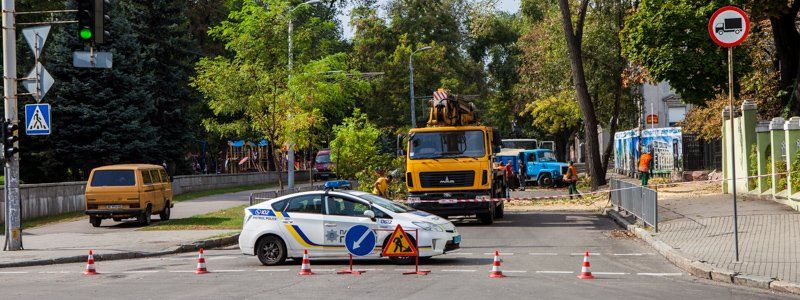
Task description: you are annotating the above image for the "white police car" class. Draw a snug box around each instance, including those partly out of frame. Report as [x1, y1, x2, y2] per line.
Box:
[239, 190, 461, 265]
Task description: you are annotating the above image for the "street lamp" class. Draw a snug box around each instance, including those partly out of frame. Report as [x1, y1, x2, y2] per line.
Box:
[287, 0, 320, 189]
[409, 46, 432, 128]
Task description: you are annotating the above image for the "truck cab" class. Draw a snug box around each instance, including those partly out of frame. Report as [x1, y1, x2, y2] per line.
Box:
[519, 149, 568, 187]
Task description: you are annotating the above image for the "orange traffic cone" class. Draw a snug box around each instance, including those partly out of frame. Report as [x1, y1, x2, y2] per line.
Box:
[298, 249, 314, 276]
[577, 250, 594, 279]
[488, 250, 505, 278]
[84, 250, 98, 275]
[195, 248, 209, 274]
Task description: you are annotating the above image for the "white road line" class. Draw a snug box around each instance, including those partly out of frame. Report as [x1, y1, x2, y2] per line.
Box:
[637, 272, 682, 276]
[315, 269, 336, 272]
[612, 253, 654, 256]
[528, 253, 558, 256]
[213, 269, 245, 273]
[593, 272, 628, 275]
[359, 268, 383, 271]
[503, 270, 527, 273]
[168, 270, 197, 273]
[570, 253, 601, 256]
[441, 269, 477, 272]
[536, 271, 574, 274]
[122, 270, 160, 274]
[38, 271, 72, 274]
[483, 252, 514, 255]
[256, 269, 290, 272]
[0, 271, 28, 274]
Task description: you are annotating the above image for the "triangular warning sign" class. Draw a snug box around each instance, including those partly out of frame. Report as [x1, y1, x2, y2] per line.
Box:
[381, 225, 418, 257]
[27, 106, 49, 131]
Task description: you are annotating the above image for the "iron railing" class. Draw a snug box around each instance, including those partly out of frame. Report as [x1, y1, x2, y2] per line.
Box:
[610, 179, 658, 232]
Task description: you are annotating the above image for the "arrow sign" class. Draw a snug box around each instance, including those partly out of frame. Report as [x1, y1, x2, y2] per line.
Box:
[344, 225, 376, 257]
[22, 25, 50, 58]
[21, 62, 54, 102]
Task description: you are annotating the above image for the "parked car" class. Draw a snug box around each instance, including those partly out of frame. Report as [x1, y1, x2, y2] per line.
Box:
[84, 164, 173, 227]
[313, 149, 335, 180]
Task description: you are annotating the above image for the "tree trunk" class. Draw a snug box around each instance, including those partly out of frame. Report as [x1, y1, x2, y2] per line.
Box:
[771, 2, 800, 115]
[557, 0, 607, 189]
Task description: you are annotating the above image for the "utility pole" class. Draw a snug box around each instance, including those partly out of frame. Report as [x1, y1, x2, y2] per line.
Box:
[2, 0, 22, 251]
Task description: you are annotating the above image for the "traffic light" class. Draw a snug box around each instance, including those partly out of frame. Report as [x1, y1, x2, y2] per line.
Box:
[2, 120, 18, 162]
[76, 0, 111, 45]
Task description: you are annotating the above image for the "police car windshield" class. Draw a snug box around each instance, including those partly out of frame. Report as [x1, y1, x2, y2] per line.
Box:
[358, 194, 415, 213]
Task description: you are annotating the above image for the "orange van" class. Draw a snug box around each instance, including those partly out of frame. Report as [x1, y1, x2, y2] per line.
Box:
[84, 164, 173, 227]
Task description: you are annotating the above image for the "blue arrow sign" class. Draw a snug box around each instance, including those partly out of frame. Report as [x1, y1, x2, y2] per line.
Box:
[344, 225, 376, 257]
[25, 104, 50, 135]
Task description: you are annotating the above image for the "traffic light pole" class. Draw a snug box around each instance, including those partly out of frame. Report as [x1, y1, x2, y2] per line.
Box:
[2, 0, 22, 251]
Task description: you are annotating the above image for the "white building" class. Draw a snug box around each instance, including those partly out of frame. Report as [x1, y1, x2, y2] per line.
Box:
[641, 81, 692, 128]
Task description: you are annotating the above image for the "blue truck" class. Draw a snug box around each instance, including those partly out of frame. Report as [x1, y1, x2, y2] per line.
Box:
[496, 149, 569, 188]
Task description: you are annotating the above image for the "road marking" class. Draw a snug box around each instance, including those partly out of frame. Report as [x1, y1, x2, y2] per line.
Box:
[504, 270, 527, 273]
[441, 269, 477, 272]
[637, 272, 682, 276]
[256, 269, 290, 272]
[593, 272, 627, 275]
[315, 269, 336, 272]
[570, 253, 601, 256]
[483, 252, 514, 255]
[528, 253, 558, 256]
[536, 271, 574, 274]
[451, 252, 473, 255]
[38, 271, 72, 274]
[359, 268, 383, 271]
[612, 253, 654, 256]
[122, 270, 160, 274]
[213, 269, 245, 273]
[0, 271, 28, 274]
[168, 270, 197, 273]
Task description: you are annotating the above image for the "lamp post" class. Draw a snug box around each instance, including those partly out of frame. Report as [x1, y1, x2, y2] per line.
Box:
[286, 0, 320, 189]
[409, 46, 432, 128]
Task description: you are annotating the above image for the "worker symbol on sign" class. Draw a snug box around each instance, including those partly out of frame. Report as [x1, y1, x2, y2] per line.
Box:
[381, 225, 418, 257]
[392, 235, 412, 253]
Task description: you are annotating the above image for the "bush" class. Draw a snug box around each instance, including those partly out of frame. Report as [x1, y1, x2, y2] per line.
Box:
[748, 145, 758, 191]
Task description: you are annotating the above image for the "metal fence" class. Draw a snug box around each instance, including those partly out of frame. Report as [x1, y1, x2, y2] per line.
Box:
[610, 179, 658, 232]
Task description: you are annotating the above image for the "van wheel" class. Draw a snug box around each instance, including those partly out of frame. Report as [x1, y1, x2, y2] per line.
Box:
[90, 217, 102, 227]
[138, 206, 152, 226]
[159, 202, 171, 221]
[256, 235, 286, 266]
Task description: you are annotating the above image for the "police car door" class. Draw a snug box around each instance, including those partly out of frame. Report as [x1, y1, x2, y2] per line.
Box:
[279, 194, 329, 256]
[322, 194, 384, 257]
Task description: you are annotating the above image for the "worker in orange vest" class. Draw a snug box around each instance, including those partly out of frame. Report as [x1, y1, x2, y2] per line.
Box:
[639, 148, 654, 186]
[566, 161, 581, 199]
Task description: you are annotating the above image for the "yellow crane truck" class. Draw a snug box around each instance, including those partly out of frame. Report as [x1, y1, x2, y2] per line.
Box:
[403, 89, 508, 225]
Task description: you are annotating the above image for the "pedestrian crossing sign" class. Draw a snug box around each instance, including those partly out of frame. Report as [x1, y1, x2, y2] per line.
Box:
[25, 103, 50, 135]
[381, 225, 418, 257]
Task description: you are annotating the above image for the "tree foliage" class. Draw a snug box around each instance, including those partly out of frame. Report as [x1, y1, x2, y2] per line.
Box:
[329, 109, 383, 179]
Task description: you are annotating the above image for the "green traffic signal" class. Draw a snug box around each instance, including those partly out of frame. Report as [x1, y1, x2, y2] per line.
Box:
[80, 28, 93, 40]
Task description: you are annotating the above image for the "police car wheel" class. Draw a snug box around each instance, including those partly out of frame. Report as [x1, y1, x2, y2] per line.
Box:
[256, 236, 286, 266]
[384, 236, 417, 265]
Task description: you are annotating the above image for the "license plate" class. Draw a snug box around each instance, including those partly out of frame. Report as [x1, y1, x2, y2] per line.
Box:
[106, 205, 123, 209]
[453, 235, 461, 244]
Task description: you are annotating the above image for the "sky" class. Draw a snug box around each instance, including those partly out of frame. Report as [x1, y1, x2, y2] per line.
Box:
[336, 0, 522, 39]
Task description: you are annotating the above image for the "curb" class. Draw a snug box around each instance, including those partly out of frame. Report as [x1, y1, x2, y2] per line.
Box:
[605, 209, 797, 295]
[0, 234, 239, 269]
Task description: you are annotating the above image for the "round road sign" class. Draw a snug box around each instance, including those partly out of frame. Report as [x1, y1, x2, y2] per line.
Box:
[344, 225, 376, 257]
[708, 6, 750, 48]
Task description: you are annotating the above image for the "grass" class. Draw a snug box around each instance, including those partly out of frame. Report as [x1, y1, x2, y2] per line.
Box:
[173, 183, 279, 202]
[0, 210, 86, 232]
[141, 204, 247, 231]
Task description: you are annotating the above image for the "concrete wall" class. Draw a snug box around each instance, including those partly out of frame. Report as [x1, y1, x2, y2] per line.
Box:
[0, 171, 309, 222]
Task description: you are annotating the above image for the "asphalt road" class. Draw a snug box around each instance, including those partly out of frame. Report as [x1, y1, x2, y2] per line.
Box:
[1, 211, 794, 300]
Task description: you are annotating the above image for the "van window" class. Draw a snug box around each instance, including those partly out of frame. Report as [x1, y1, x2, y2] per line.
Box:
[159, 169, 169, 183]
[149, 170, 161, 183]
[142, 170, 153, 185]
[91, 170, 136, 187]
[284, 195, 323, 214]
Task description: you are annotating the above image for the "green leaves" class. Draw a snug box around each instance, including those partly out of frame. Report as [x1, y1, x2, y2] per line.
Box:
[329, 109, 384, 179]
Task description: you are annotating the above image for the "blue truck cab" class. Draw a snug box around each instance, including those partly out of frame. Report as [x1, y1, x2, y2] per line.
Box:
[496, 149, 569, 187]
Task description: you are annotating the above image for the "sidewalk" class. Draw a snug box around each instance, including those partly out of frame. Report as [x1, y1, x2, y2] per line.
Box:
[0, 182, 316, 267]
[655, 183, 800, 283]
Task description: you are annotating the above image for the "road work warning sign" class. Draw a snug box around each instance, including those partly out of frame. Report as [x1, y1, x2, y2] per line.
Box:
[381, 225, 418, 257]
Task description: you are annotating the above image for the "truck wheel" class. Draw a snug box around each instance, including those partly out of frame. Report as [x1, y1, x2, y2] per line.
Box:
[717, 29, 724, 35]
[90, 217, 102, 227]
[478, 207, 494, 225]
[538, 173, 553, 187]
[495, 202, 504, 219]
